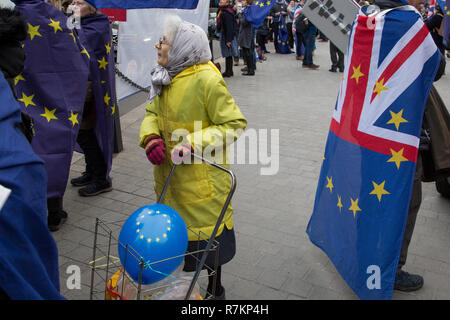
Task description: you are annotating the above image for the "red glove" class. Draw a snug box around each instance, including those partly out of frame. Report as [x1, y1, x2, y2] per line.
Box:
[171, 143, 194, 165]
[144, 136, 166, 165]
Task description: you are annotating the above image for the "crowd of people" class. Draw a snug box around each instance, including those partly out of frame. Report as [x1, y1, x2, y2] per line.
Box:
[215, 0, 449, 74]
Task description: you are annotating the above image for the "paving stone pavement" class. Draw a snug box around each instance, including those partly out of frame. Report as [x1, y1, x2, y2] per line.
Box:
[57, 40, 450, 300]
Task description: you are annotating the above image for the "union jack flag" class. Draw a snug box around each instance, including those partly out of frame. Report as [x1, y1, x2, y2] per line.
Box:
[307, 6, 440, 300]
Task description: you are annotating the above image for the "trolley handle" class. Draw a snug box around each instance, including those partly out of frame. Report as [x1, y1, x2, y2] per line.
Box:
[154, 153, 236, 300]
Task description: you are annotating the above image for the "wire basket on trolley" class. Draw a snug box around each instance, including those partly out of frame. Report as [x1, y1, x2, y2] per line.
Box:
[88, 154, 236, 300]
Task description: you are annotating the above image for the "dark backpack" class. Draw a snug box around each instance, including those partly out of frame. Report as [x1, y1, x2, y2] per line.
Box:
[295, 13, 309, 34]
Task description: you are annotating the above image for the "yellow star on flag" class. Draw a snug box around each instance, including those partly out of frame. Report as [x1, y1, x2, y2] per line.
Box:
[17, 92, 36, 108]
[325, 176, 334, 193]
[387, 109, 408, 131]
[369, 181, 390, 202]
[27, 23, 42, 40]
[260, 2, 264, 7]
[105, 43, 111, 55]
[69, 32, 76, 43]
[104, 92, 111, 106]
[387, 148, 408, 169]
[81, 48, 90, 59]
[350, 64, 364, 84]
[48, 18, 63, 33]
[40, 107, 58, 123]
[111, 104, 116, 115]
[373, 78, 388, 98]
[349, 197, 361, 218]
[98, 56, 108, 70]
[337, 195, 343, 212]
[68, 111, 79, 127]
[14, 73, 25, 86]
[266, 1, 271, 5]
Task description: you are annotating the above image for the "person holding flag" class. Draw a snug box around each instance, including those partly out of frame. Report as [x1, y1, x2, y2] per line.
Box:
[69, 0, 116, 199]
[0, 8, 63, 299]
[269, 0, 288, 53]
[306, 0, 443, 299]
[13, 0, 90, 231]
[238, 0, 256, 75]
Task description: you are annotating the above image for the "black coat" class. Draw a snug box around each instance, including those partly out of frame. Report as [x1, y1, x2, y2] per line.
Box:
[0, 8, 27, 94]
[217, 6, 237, 43]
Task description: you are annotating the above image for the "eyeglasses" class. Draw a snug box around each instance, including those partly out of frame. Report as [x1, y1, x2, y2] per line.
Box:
[158, 37, 169, 46]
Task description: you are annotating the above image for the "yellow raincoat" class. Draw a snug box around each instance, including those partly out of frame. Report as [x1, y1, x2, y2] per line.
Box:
[139, 61, 247, 241]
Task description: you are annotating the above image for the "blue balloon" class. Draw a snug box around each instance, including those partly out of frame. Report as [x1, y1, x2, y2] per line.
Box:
[118, 204, 188, 285]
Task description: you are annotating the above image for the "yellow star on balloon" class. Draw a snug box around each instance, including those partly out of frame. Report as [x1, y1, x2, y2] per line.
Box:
[350, 64, 364, 84]
[14, 73, 25, 86]
[325, 176, 334, 193]
[370, 181, 390, 202]
[387, 148, 408, 169]
[68, 110, 79, 127]
[98, 56, 108, 70]
[349, 197, 361, 218]
[40, 107, 58, 123]
[373, 78, 388, 98]
[387, 109, 408, 131]
[27, 23, 42, 40]
[18, 92, 36, 108]
[337, 195, 343, 212]
[104, 92, 111, 106]
[48, 18, 63, 33]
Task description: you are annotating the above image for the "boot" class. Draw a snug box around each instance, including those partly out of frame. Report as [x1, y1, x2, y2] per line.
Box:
[222, 57, 234, 77]
[47, 197, 67, 232]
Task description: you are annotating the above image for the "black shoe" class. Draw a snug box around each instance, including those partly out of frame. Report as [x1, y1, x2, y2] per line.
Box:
[339, 68, 344, 73]
[394, 270, 424, 292]
[242, 70, 255, 76]
[264, 50, 270, 53]
[329, 68, 337, 73]
[241, 67, 248, 72]
[48, 210, 68, 232]
[205, 286, 226, 300]
[79, 180, 112, 197]
[70, 172, 93, 187]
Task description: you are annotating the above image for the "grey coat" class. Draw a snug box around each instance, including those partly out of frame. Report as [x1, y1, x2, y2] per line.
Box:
[238, 12, 252, 49]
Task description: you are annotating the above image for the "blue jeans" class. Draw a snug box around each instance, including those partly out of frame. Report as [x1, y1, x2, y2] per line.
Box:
[303, 32, 315, 66]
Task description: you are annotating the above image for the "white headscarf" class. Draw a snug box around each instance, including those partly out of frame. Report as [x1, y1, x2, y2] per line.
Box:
[148, 20, 212, 103]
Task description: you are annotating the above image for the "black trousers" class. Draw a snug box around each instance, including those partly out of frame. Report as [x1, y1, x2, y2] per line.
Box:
[77, 129, 107, 182]
[242, 47, 255, 72]
[397, 156, 422, 273]
[330, 42, 344, 71]
[272, 22, 279, 51]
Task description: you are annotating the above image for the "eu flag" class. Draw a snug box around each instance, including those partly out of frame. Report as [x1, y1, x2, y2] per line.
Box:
[14, 0, 89, 199]
[277, 14, 291, 54]
[244, 0, 275, 27]
[306, 7, 440, 300]
[443, 0, 450, 47]
[77, 12, 117, 182]
[0, 72, 63, 300]
[92, 0, 200, 9]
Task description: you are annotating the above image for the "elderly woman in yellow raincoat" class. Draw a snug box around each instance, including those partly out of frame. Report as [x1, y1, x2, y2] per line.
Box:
[139, 15, 247, 300]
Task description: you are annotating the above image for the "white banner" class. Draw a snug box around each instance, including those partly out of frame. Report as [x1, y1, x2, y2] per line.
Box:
[116, 0, 209, 101]
[302, 0, 360, 54]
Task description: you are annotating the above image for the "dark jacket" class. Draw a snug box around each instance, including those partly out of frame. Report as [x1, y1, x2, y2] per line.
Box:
[238, 11, 252, 49]
[270, 1, 288, 24]
[217, 6, 237, 43]
[0, 9, 27, 94]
